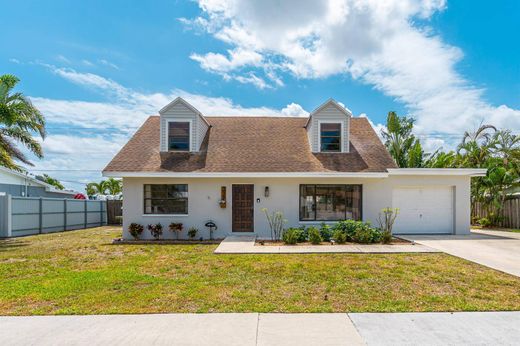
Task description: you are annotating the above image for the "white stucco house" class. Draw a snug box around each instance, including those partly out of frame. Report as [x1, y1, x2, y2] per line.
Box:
[0, 166, 77, 198]
[103, 98, 485, 240]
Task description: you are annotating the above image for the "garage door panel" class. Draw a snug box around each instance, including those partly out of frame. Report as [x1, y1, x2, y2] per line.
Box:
[393, 186, 453, 234]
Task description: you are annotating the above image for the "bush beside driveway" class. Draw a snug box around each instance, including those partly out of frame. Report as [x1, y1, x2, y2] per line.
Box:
[0, 227, 519, 315]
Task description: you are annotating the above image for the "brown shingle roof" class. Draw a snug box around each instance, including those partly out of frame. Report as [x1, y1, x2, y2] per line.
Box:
[103, 116, 397, 173]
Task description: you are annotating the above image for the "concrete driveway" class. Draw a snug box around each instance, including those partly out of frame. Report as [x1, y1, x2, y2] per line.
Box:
[402, 229, 520, 277]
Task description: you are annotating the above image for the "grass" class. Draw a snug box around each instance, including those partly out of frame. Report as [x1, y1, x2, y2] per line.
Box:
[474, 226, 520, 233]
[0, 227, 519, 315]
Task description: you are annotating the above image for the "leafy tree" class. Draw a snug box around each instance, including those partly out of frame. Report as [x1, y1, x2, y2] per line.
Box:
[424, 150, 456, 168]
[85, 178, 122, 197]
[86, 181, 106, 196]
[104, 178, 122, 195]
[490, 130, 520, 167]
[38, 174, 64, 190]
[0, 74, 46, 171]
[381, 111, 433, 168]
[460, 124, 497, 146]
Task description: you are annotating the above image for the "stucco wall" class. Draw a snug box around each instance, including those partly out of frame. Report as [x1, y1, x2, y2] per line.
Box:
[121, 175, 471, 240]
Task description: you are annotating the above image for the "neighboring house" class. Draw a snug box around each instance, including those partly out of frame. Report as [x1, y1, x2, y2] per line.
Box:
[0, 166, 77, 198]
[103, 98, 485, 239]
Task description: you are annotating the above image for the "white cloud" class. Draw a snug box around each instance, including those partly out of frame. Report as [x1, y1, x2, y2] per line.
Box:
[56, 54, 71, 64]
[9, 58, 20, 64]
[98, 59, 120, 70]
[281, 103, 309, 116]
[191, 48, 263, 73]
[184, 0, 520, 136]
[81, 59, 95, 67]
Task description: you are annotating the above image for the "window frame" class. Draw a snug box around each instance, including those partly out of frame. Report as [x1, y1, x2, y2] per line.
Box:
[143, 184, 189, 216]
[318, 121, 343, 153]
[298, 184, 362, 221]
[167, 119, 192, 152]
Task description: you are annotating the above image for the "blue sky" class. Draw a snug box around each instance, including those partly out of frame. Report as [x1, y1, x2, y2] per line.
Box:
[1, 0, 518, 192]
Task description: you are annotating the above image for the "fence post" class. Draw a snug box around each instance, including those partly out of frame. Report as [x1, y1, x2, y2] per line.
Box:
[0, 194, 12, 238]
[64, 199, 67, 231]
[99, 201, 103, 227]
[39, 197, 43, 234]
[84, 199, 87, 229]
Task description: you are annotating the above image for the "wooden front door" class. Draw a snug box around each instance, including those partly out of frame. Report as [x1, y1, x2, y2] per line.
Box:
[232, 184, 254, 232]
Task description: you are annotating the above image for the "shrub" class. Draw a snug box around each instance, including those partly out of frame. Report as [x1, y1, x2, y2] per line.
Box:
[308, 227, 322, 244]
[333, 220, 359, 241]
[478, 217, 492, 227]
[128, 223, 143, 240]
[351, 223, 382, 244]
[148, 223, 163, 240]
[187, 227, 198, 239]
[319, 223, 332, 241]
[378, 208, 399, 244]
[282, 228, 302, 245]
[262, 208, 287, 241]
[169, 222, 183, 231]
[381, 230, 392, 244]
[169, 222, 183, 239]
[332, 229, 347, 244]
[297, 225, 308, 242]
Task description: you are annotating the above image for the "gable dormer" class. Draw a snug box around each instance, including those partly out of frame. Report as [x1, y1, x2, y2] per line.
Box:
[159, 97, 210, 152]
[306, 99, 351, 153]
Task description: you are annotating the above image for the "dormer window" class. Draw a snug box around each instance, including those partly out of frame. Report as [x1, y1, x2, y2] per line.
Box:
[320, 123, 341, 152]
[168, 121, 190, 151]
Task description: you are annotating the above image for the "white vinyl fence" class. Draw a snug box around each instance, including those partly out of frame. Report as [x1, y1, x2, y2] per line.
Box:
[0, 194, 107, 238]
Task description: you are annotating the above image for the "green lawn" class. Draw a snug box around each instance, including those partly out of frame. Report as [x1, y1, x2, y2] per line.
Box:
[0, 227, 519, 315]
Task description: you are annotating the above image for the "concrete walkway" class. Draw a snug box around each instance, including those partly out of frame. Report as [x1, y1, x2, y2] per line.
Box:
[350, 311, 520, 346]
[0, 313, 364, 346]
[1, 312, 519, 345]
[402, 229, 520, 277]
[214, 235, 438, 254]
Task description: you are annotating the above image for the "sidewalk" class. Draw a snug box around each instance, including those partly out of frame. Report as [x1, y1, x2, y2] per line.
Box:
[214, 235, 438, 254]
[1, 312, 519, 346]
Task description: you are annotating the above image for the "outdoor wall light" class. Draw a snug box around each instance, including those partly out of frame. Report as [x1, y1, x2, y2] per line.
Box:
[219, 186, 227, 208]
[264, 186, 270, 198]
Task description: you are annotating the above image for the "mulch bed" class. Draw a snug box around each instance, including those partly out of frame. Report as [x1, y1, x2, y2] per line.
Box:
[112, 238, 223, 245]
[255, 237, 410, 246]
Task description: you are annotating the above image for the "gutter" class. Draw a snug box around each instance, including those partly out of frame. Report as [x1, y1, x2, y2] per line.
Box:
[387, 168, 487, 176]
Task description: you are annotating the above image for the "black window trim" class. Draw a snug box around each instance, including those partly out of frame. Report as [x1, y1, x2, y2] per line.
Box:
[319, 122, 342, 153]
[298, 184, 362, 221]
[143, 184, 189, 215]
[168, 120, 191, 152]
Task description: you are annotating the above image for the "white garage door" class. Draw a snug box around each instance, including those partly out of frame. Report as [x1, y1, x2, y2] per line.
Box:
[392, 186, 454, 234]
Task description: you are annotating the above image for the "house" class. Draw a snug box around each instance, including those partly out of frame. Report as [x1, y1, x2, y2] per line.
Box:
[0, 166, 77, 199]
[103, 98, 486, 239]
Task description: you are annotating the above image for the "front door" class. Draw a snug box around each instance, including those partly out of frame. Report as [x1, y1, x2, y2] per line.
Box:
[232, 184, 254, 232]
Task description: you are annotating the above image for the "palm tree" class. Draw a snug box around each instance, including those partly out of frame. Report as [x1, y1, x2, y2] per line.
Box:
[0, 74, 46, 171]
[86, 181, 107, 196]
[424, 150, 456, 168]
[38, 174, 64, 190]
[104, 178, 122, 195]
[459, 124, 496, 147]
[381, 111, 418, 167]
[490, 130, 520, 166]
